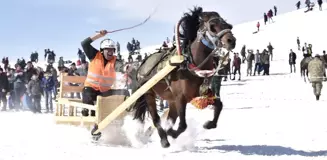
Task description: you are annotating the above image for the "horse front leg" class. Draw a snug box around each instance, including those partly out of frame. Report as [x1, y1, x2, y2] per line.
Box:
[205, 76, 223, 129]
[167, 96, 187, 139]
[203, 98, 223, 129]
[146, 90, 170, 148]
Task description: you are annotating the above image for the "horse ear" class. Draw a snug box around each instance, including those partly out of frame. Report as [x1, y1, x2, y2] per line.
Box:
[200, 13, 209, 22]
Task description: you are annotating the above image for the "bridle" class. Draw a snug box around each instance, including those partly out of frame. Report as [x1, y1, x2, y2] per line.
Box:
[186, 16, 233, 78]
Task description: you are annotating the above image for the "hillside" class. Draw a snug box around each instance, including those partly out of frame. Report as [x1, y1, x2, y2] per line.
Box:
[233, 6, 327, 58]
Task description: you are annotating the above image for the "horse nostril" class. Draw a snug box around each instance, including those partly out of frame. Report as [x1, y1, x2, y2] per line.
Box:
[227, 38, 235, 44]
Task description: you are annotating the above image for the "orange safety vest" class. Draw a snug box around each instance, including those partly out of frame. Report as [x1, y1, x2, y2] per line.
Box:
[84, 52, 117, 92]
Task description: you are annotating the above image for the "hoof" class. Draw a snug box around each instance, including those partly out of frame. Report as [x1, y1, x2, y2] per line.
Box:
[166, 129, 178, 139]
[161, 139, 170, 148]
[203, 121, 217, 129]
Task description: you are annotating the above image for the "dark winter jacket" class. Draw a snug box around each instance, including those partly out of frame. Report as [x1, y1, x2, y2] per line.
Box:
[267, 45, 274, 53]
[42, 76, 55, 92]
[0, 72, 9, 91]
[261, 53, 270, 64]
[27, 79, 43, 96]
[25, 67, 37, 83]
[241, 46, 246, 57]
[14, 70, 25, 89]
[289, 52, 297, 64]
[232, 56, 241, 69]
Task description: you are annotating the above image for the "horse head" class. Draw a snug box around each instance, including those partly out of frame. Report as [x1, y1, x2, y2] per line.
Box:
[180, 7, 236, 74]
[198, 11, 235, 51]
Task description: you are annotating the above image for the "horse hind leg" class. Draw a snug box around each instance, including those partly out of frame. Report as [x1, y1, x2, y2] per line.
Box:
[203, 98, 223, 129]
[145, 90, 170, 148]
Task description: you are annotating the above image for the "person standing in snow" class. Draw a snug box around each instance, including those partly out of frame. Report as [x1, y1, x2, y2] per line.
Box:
[302, 43, 311, 57]
[307, 44, 313, 57]
[267, 9, 274, 23]
[42, 72, 54, 113]
[246, 49, 255, 76]
[240, 45, 247, 63]
[317, 0, 323, 10]
[27, 72, 43, 113]
[267, 42, 274, 61]
[256, 22, 260, 32]
[297, 1, 302, 8]
[264, 13, 268, 25]
[232, 53, 241, 80]
[297, 37, 301, 51]
[0, 68, 9, 111]
[274, 6, 277, 16]
[261, 49, 270, 75]
[308, 54, 326, 100]
[289, 49, 297, 73]
[222, 57, 231, 81]
[253, 49, 262, 76]
[322, 50, 327, 65]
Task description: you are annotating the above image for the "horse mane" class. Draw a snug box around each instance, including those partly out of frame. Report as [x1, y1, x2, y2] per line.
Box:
[180, 6, 203, 49]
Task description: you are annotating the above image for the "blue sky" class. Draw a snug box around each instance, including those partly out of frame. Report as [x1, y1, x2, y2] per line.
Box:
[0, 0, 297, 61]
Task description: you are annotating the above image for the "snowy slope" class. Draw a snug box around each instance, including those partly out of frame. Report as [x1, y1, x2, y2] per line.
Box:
[233, 6, 327, 60]
[1, 6, 327, 160]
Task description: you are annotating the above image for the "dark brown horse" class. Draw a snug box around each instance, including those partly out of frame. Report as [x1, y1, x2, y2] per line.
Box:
[131, 7, 236, 148]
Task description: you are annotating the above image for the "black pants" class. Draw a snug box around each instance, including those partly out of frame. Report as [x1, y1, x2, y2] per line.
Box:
[211, 76, 223, 97]
[253, 63, 261, 75]
[0, 92, 7, 110]
[31, 94, 42, 113]
[233, 67, 241, 80]
[14, 87, 25, 109]
[81, 87, 130, 117]
[263, 64, 270, 75]
[290, 64, 296, 73]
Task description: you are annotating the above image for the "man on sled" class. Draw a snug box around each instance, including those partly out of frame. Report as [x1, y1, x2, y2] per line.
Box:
[80, 30, 130, 116]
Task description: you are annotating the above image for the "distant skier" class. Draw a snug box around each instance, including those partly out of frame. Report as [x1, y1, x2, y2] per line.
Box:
[317, 0, 323, 11]
[267, 9, 274, 23]
[296, 1, 301, 9]
[264, 13, 268, 25]
[274, 6, 277, 16]
[297, 37, 301, 51]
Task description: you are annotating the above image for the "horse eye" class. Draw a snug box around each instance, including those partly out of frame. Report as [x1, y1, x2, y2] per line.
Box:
[209, 18, 220, 24]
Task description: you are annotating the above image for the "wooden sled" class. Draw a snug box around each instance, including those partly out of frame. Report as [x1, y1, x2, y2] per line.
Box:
[54, 73, 129, 129]
[92, 55, 184, 135]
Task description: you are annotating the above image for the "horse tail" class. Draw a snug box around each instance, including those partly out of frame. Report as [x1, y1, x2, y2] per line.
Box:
[132, 87, 148, 123]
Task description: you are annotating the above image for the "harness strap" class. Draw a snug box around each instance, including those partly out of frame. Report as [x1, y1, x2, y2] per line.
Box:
[201, 38, 215, 49]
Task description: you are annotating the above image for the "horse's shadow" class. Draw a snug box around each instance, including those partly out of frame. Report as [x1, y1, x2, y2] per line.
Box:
[222, 83, 245, 86]
[198, 145, 327, 157]
[269, 72, 289, 76]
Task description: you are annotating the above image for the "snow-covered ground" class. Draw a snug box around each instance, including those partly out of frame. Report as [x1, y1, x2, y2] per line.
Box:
[1, 5, 327, 160]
